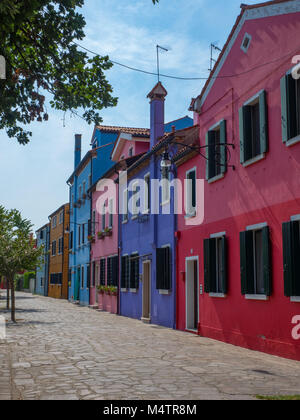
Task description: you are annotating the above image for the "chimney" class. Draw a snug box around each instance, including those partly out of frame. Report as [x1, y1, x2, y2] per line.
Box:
[147, 82, 168, 149]
[74, 134, 82, 169]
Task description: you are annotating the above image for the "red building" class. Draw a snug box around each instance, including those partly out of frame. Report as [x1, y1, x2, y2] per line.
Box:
[175, 0, 300, 360]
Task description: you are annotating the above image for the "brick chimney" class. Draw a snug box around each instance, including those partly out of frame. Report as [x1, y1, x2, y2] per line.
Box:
[74, 134, 82, 169]
[147, 82, 168, 149]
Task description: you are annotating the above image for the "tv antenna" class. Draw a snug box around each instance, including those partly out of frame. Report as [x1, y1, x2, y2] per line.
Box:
[156, 45, 169, 82]
[209, 43, 222, 72]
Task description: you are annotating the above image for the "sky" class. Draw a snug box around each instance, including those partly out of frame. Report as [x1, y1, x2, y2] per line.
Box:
[0, 0, 263, 232]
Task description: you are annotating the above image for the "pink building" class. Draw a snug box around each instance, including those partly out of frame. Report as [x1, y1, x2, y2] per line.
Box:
[175, 0, 300, 360]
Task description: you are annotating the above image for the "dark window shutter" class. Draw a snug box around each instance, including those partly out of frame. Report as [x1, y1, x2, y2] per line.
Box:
[188, 170, 196, 209]
[100, 259, 106, 286]
[220, 120, 227, 174]
[87, 265, 91, 288]
[156, 248, 165, 289]
[293, 221, 300, 297]
[88, 219, 91, 236]
[164, 247, 171, 290]
[282, 221, 293, 297]
[204, 238, 216, 293]
[92, 261, 96, 287]
[262, 226, 272, 296]
[206, 131, 215, 180]
[259, 90, 268, 154]
[112, 256, 119, 287]
[121, 256, 126, 289]
[239, 106, 252, 163]
[281, 75, 289, 143]
[107, 257, 112, 286]
[240, 230, 254, 295]
[221, 236, 228, 294]
[130, 254, 139, 289]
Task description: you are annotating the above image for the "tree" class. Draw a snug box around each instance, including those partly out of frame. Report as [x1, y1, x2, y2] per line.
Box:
[0, 0, 118, 144]
[0, 206, 43, 322]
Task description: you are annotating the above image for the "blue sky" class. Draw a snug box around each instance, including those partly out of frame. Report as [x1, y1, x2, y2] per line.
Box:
[0, 0, 262, 232]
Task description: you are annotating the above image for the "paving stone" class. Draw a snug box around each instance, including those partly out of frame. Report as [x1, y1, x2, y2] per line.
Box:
[1, 291, 300, 400]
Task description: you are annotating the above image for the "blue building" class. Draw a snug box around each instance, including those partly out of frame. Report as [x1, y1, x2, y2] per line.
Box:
[35, 223, 50, 296]
[119, 83, 193, 328]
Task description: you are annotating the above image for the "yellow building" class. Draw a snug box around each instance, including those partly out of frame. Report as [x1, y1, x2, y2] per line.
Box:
[48, 204, 70, 299]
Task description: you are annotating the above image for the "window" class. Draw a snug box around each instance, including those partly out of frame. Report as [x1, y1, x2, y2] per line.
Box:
[78, 225, 81, 245]
[241, 33, 252, 53]
[51, 241, 56, 256]
[100, 259, 106, 286]
[123, 189, 128, 223]
[50, 273, 62, 285]
[81, 266, 84, 288]
[240, 225, 271, 297]
[107, 256, 118, 286]
[130, 254, 139, 289]
[132, 182, 139, 217]
[239, 91, 268, 164]
[282, 220, 300, 298]
[58, 237, 63, 255]
[129, 146, 133, 157]
[156, 247, 171, 291]
[204, 236, 227, 295]
[59, 211, 63, 225]
[40, 230, 44, 240]
[87, 264, 90, 289]
[102, 205, 106, 230]
[69, 231, 73, 249]
[281, 73, 300, 144]
[92, 261, 96, 287]
[121, 256, 130, 289]
[82, 223, 85, 244]
[186, 168, 196, 217]
[92, 210, 96, 235]
[144, 174, 150, 213]
[206, 121, 227, 181]
[89, 175, 92, 188]
[79, 185, 82, 199]
[52, 216, 57, 229]
[109, 199, 113, 228]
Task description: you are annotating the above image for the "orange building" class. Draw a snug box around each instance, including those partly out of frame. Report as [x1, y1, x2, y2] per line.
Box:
[48, 203, 70, 299]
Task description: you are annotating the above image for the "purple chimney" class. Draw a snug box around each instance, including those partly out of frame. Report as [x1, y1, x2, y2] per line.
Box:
[147, 82, 168, 149]
[74, 134, 82, 169]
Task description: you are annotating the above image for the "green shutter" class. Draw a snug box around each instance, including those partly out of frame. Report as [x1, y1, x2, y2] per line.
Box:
[239, 107, 245, 163]
[221, 236, 228, 294]
[204, 239, 216, 293]
[188, 170, 196, 209]
[240, 230, 254, 295]
[112, 256, 119, 287]
[282, 222, 293, 297]
[206, 131, 215, 180]
[281, 75, 289, 143]
[259, 90, 268, 154]
[262, 226, 272, 296]
[220, 120, 227, 174]
[292, 221, 300, 297]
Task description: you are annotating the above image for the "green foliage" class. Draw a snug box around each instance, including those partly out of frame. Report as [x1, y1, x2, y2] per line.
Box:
[0, 0, 118, 144]
[23, 271, 36, 289]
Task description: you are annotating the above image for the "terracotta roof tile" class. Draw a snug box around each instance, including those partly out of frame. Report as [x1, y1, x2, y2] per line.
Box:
[96, 125, 150, 137]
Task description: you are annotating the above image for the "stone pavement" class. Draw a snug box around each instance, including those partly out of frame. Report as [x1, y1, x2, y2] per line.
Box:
[0, 292, 300, 400]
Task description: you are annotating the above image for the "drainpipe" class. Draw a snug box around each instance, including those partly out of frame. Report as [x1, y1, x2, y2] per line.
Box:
[173, 165, 178, 331]
[61, 207, 65, 299]
[114, 165, 121, 316]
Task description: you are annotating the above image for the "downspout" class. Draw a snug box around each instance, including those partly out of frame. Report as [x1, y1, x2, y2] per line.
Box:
[89, 157, 93, 305]
[173, 164, 178, 331]
[114, 165, 121, 316]
[61, 206, 65, 299]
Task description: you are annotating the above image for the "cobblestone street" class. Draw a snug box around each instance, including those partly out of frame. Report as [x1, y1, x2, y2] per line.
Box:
[0, 292, 300, 400]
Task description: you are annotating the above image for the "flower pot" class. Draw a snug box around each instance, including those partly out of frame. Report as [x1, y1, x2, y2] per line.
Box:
[98, 292, 104, 310]
[110, 294, 118, 314]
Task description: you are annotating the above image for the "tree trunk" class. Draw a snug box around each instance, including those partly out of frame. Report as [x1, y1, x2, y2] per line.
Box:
[6, 277, 10, 310]
[9, 276, 16, 323]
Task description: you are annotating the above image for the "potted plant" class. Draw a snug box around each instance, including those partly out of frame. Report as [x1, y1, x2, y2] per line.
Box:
[104, 227, 113, 237]
[87, 235, 95, 243]
[97, 231, 104, 240]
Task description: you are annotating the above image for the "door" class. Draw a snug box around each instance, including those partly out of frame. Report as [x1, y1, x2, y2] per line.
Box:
[186, 258, 199, 331]
[74, 267, 80, 301]
[142, 261, 151, 322]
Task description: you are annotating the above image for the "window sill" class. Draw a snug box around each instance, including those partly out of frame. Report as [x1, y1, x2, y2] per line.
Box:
[185, 211, 197, 220]
[207, 173, 225, 184]
[290, 296, 300, 303]
[161, 200, 171, 207]
[286, 134, 300, 147]
[122, 220, 128, 225]
[158, 289, 171, 295]
[121, 288, 128, 293]
[142, 209, 150, 215]
[242, 153, 265, 168]
[130, 288, 138, 293]
[245, 294, 269, 301]
[131, 215, 138, 221]
[209, 293, 226, 298]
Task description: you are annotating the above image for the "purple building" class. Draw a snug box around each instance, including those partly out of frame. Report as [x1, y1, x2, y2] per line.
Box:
[119, 83, 193, 328]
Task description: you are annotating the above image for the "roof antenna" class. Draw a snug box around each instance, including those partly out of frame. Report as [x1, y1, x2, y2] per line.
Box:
[156, 45, 169, 83]
[209, 43, 222, 72]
